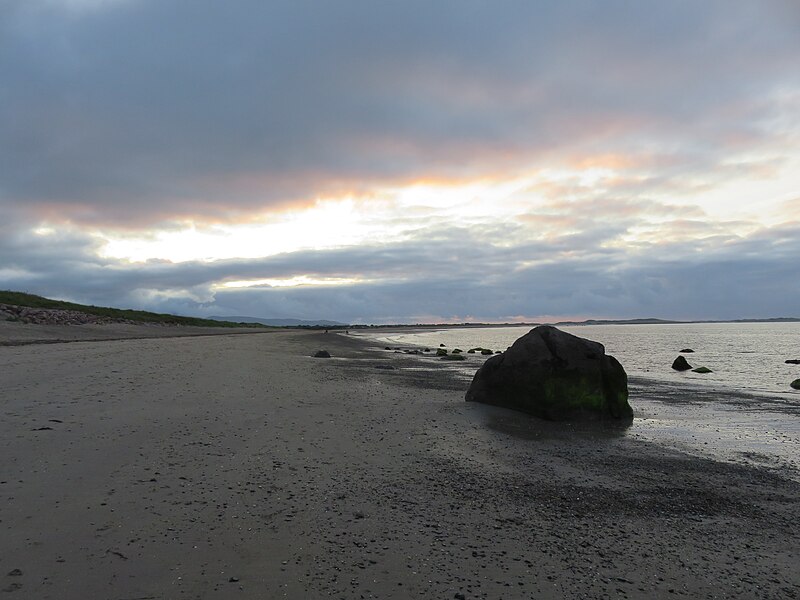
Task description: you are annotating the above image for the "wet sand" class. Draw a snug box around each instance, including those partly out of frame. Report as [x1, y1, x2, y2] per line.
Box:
[1, 327, 798, 598]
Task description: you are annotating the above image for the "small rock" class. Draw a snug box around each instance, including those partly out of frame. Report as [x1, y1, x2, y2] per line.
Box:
[480, 349, 493, 355]
[791, 379, 800, 390]
[7, 569, 22, 577]
[439, 343, 446, 347]
[786, 359, 800, 365]
[680, 348, 695, 353]
[436, 348, 448, 356]
[455, 593, 466, 600]
[692, 366, 712, 373]
[312, 350, 331, 358]
[229, 576, 240, 583]
[672, 356, 692, 371]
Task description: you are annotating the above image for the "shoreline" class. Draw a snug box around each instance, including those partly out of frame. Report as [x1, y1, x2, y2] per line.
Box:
[1, 328, 798, 598]
[349, 330, 800, 480]
[0, 320, 277, 347]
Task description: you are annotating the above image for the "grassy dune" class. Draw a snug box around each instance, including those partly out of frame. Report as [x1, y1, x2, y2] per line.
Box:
[0, 291, 265, 328]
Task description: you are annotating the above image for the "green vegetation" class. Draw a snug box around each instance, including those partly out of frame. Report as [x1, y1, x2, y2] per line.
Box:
[0, 291, 265, 328]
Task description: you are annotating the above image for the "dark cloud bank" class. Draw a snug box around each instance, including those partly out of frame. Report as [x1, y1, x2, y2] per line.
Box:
[1, 0, 799, 321]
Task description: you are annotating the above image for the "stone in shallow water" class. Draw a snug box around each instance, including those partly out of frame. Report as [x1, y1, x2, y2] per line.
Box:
[465, 325, 631, 421]
[791, 379, 800, 390]
[672, 356, 693, 371]
[692, 366, 712, 373]
[312, 350, 331, 358]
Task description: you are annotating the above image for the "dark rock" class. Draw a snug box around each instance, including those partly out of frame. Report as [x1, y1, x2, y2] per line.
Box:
[791, 379, 800, 390]
[672, 356, 692, 371]
[452, 348, 463, 354]
[467, 349, 476, 353]
[312, 350, 331, 358]
[455, 594, 466, 600]
[692, 366, 712, 373]
[384, 346, 391, 350]
[7, 569, 22, 577]
[436, 348, 448, 356]
[229, 577, 240, 583]
[374, 365, 395, 370]
[786, 359, 800, 365]
[480, 349, 493, 355]
[680, 348, 695, 353]
[439, 343, 446, 347]
[465, 325, 632, 421]
[441, 354, 466, 361]
[423, 348, 431, 352]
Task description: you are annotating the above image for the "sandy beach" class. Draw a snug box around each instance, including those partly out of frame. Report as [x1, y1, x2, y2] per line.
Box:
[1, 327, 798, 599]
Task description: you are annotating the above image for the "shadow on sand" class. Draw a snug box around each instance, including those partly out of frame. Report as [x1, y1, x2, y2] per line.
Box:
[480, 404, 633, 442]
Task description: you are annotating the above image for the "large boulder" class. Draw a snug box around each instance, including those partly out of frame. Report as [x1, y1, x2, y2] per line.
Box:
[465, 325, 631, 421]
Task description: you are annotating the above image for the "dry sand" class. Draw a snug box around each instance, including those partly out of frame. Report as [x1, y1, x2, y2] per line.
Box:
[1, 327, 798, 599]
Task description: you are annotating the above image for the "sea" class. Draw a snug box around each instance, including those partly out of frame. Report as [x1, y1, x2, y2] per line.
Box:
[354, 322, 800, 477]
[365, 322, 800, 397]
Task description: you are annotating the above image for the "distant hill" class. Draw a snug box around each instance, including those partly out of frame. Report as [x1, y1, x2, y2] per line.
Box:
[552, 317, 800, 326]
[552, 318, 680, 326]
[209, 316, 348, 327]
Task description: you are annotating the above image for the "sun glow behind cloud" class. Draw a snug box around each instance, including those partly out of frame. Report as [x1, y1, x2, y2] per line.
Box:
[94, 149, 800, 271]
[220, 276, 364, 289]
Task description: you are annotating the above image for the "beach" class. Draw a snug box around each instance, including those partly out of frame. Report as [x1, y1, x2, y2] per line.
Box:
[1, 327, 799, 599]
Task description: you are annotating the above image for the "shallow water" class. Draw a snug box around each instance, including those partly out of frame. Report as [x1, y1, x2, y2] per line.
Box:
[364, 322, 800, 398]
[354, 323, 800, 478]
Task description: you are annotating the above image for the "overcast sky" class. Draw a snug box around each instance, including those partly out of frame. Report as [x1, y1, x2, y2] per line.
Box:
[2, 0, 799, 323]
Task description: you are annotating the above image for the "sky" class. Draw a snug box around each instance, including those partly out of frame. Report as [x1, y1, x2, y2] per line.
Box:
[1, 0, 799, 324]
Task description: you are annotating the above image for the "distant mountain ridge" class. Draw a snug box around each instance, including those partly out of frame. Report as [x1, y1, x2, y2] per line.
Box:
[209, 316, 348, 327]
[551, 317, 800, 326]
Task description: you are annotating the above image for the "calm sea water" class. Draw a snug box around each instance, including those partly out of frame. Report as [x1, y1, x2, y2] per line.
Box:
[368, 322, 800, 397]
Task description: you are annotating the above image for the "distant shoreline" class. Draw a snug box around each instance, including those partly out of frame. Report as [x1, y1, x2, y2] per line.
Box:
[348, 317, 800, 332]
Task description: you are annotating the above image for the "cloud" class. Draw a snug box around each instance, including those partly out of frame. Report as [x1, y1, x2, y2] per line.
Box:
[2, 1, 799, 322]
[2, 0, 799, 226]
[2, 204, 798, 322]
